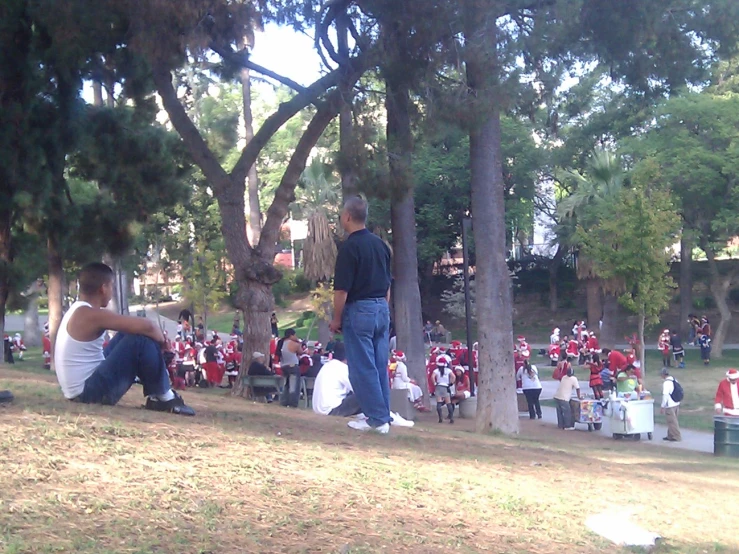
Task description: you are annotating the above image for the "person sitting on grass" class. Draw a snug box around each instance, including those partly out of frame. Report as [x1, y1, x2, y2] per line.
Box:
[55, 263, 195, 416]
[312, 342, 363, 417]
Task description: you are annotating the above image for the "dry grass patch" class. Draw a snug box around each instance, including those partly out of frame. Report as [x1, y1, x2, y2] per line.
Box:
[0, 366, 737, 553]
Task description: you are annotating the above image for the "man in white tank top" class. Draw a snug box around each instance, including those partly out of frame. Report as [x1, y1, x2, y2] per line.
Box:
[55, 263, 194, 416]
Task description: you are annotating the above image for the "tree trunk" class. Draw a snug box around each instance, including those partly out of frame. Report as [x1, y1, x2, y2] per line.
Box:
[239, 39, 262, 246]
[47, 235, 64, 371]
[638, 310, 646, 379]
[679, 233, 693, 340]
[233, 279, 274, 397]
[0, 213, 10, 345]
[318, 317, 331, 348]
[548, 244, 565, 312]
[600, 293, 619, 349]
[463, 6, 519, 435]
[23, 288, 41, 348]
[386, 76, 429, 403]
[337, 13, 357, 202]
[585, 279, 602, 330]
[703, 243, 733, 358]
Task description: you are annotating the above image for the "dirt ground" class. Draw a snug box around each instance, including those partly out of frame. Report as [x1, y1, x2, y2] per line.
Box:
[0, 366, 737, 554]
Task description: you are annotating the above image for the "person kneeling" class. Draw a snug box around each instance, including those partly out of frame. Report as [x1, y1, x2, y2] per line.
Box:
[55, 263, 194, 416]
[312, 342, 362, 417]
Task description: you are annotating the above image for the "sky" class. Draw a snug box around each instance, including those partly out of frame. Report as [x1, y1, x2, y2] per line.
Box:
[250, 23, 325, 86]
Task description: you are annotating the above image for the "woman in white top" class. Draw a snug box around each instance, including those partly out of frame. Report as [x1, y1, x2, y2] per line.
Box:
[391, 351, 423, 403]
[432, 356, 456, 424]
[516, 360, 542, 420]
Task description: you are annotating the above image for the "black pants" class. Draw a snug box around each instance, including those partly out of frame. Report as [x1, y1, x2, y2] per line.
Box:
[523, 388, 542, 419]
[280, 365, 301, 408]
[328, 393, 363, 417]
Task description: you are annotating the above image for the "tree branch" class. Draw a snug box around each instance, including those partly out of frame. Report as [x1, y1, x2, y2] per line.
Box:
[257, 89, 345, 260]
[210, 43, 311, 96]
[230, 48, 373, 188]
[152, 67, 233, 195]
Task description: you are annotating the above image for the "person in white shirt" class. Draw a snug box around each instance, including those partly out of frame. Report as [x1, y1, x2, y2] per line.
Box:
[391, 350, 423, 403]
[516, 360, 543, 420]
[312, 342, 362, 417]
[55, 263, 194, 416]
[553, 366, 580, 430]
[660, 367, 681, 442]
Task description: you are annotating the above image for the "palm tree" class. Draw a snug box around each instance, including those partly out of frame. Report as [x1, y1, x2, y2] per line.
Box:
[558, 149, 626, 347]
[293, 158, 341, 345]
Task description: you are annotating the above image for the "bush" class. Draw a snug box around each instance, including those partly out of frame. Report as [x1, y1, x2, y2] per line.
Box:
[693, 296, 716, 310]
[294, 272, 312, 293]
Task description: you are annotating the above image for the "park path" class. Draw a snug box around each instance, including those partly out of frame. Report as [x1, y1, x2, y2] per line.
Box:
[538, 379, 714, 454]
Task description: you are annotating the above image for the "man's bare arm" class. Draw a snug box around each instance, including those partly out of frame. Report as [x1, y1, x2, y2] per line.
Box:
[73, 307, 165, 344]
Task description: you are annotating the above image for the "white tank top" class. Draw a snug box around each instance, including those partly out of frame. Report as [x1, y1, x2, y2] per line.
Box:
[55, 301, 106, 399]
[281, 340, 299, 367]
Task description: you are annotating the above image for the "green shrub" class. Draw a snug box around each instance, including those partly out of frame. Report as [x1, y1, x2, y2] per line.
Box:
[294, 272, 312, 293]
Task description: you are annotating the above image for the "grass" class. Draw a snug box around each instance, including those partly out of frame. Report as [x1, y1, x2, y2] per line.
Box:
[0, 362, 739, 553]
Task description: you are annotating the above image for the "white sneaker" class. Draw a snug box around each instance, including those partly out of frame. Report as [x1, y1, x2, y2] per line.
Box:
[348, 420, 390, 434]
[564, 427, 576, 431]
[389, 411, 415, 428]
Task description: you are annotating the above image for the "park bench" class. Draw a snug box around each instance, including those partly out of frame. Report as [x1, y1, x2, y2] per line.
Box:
[300, 377, 316, 410]
[243, 375, 282, 401]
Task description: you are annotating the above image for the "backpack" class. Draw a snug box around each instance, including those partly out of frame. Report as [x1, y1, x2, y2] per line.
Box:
[670, 378, 684, 403]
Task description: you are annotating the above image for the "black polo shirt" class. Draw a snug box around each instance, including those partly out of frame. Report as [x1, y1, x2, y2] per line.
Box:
[334, 229, 392, 304]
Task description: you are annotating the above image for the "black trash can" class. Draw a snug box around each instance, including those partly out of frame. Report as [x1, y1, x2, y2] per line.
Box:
[714, 416, 739, 457]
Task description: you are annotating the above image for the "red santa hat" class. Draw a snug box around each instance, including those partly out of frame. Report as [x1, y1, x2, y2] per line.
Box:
[436, 354, 451, 366]
[727, 369, 739, 380]
[450, 340, 462, 348]
[454, 365, 465, 373]
[517, 335, 526, 342]
[393, 350, 406, 362]
[430, 347, 440, 355]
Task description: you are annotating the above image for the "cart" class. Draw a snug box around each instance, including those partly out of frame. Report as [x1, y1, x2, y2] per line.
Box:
[569, 398, 603, 432]
[606, 398, 654, 441]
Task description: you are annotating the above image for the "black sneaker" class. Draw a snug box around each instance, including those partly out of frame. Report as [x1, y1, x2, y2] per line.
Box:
[145, 392, 195, 416]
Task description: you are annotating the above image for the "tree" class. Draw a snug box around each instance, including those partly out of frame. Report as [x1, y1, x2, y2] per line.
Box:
[630, 92, 739, 356]
[558, 149, 626, 347]
[578, 180, 679, 375]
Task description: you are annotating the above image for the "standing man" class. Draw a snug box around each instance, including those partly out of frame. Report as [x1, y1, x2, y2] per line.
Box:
[660, 367, 682, 442]
[330, 197, 393, 434]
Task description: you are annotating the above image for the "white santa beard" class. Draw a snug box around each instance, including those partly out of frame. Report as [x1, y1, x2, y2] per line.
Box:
[731, 381, 739, 409]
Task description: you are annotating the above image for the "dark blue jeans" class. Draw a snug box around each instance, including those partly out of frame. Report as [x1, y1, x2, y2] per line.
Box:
[342, 298, 391, 427]
[74, 333, 171, 405]
[279, 365, 301, 408]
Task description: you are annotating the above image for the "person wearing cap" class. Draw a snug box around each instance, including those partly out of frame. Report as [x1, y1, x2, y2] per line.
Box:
[660, 367, 681, 441]
[312, 342, 362, 417]
[391, 351, 423, 405]
[715, 369, 739, 417]
[432, 354, 456, 424]
[247, 352, 277, 400]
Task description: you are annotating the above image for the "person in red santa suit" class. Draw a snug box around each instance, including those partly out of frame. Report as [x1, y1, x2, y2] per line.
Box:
[42, 323, 52, 370]
[658, 329, 671, 368]
[516, 336, 531, 360]
[715, 369, 739, 416]
[548, 342, 560, 367]
[566, 336, 579, 361]
[586, 332, 600, 356]
[12, 333, 26, 361]
[448, 340, 463, 365]
[427, 347, 443, 396]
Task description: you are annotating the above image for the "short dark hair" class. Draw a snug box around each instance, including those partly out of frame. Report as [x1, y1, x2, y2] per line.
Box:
[343, 196, 368, 224]
[284, 328, 296, 338]
[79, 263, 114, 295]
[332, 341, 346, 361]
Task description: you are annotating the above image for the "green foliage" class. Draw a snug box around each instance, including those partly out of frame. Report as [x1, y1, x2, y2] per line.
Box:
[183, 245, 228, 317]
[577, 183, 679, 324]
[271, 269, 311, 307]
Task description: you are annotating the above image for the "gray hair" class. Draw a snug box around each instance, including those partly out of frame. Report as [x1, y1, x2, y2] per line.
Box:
[343, 196, 368, 224]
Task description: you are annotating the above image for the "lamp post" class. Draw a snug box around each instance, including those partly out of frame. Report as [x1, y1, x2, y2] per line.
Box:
[461, 217, 474, 396]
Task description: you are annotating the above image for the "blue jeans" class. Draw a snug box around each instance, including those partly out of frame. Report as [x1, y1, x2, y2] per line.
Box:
[342, 299, 391, 427]
[279, 365, 301, 407]
[73, 333, 171, 405]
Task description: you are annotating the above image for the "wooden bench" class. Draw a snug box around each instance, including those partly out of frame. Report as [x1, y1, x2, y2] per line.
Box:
[243, 375, 283, 401]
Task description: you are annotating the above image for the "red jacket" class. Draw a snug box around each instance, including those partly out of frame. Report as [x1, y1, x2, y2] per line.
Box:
[716, 379, 739, 416]
[608, 350, 628, 372]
